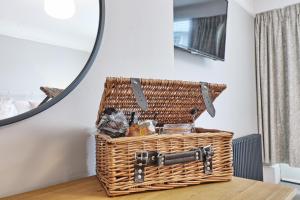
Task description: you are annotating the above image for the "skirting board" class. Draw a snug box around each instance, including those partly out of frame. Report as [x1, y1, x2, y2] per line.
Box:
[263, 164, 281, 184]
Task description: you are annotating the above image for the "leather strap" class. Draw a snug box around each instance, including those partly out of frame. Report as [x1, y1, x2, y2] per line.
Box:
[200, 82, 216, 118]
[130, 78, 148, 111]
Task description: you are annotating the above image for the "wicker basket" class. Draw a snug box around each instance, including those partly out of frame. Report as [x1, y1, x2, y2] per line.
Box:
[95, 77, 233, 196]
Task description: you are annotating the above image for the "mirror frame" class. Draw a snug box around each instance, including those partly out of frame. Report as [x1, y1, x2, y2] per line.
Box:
[0, 0, 105, 127]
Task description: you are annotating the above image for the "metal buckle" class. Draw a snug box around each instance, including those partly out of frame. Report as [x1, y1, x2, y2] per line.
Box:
[157, 153, 165, 167]
[202, 145, 214, 175]
[134, 151, 149, 183]
[135, 151, 149, 166]
[194, 148, 203, 161]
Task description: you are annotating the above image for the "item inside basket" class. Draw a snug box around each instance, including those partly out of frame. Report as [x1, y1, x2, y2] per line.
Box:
[97, 108, 198, 138]
[162, 123, 194, 134]
[127, 120, 156, 137]
[97, 108, 129, 138]
[97, 108, 158, 138]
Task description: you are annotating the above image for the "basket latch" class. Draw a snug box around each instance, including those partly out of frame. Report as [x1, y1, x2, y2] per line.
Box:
[202, 145, 214, 174]
[200, 82, 216, 118]
[134, 151, 158, 183]
[134, 145, 214, 183]
[130, 78, 148, 111]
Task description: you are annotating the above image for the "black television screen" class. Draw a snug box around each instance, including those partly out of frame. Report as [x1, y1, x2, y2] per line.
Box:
[173, 0, 228, 61]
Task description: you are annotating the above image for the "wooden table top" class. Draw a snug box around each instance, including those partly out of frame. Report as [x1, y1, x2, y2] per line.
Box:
[2, 176, 296, 200]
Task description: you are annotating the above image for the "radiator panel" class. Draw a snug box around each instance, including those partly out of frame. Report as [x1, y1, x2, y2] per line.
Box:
[233, 134, 263, 181]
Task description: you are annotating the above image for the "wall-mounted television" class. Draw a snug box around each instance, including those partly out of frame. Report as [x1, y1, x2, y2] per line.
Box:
[173, 0, 228, 61]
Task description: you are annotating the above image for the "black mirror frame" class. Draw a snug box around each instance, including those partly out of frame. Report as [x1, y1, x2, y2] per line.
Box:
[0, 0, 105, 127]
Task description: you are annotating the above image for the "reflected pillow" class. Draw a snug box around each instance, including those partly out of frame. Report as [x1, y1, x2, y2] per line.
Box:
[0, 96, 18, 119]
[29, 101, 40, 109]
[14, 100, 32, 114]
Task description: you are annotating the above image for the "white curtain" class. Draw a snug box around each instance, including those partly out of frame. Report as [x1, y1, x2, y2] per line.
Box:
[255, 4, 300, 167]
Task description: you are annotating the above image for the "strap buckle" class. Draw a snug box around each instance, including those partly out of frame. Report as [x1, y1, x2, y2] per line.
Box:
[202, 145, 214, 174]
[134, 152, 148, 183]
[135, 151, 149, 166]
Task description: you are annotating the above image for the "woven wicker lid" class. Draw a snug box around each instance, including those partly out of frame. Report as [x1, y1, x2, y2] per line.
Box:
[96, 77, 226, 126]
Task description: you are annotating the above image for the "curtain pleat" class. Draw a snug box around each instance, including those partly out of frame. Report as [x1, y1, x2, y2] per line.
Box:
[191, 15, 226, 58]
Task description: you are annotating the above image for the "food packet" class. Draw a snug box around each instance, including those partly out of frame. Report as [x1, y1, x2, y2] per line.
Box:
[97, 108, 129, 138]
[127, 120, 157, 137]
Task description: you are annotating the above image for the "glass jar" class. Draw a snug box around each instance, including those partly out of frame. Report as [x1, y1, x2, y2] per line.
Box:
[162, 123, 194, 134]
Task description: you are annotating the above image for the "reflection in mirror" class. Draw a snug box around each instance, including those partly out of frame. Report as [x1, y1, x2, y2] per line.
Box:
[0, 0, 99, 120]
[173, 0, 228, 60]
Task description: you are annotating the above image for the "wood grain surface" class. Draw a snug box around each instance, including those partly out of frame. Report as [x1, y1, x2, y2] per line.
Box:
[2, 176, 296, 200]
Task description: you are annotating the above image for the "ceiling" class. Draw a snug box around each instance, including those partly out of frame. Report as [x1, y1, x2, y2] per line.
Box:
[174, 0, 218, 8]
[253, 0, 300, 14]
[0, 0, 99, 52]
[173, 0, 256, 15]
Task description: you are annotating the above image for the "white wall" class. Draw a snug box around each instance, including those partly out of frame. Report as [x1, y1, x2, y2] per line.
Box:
[234, 0, 255, 15]
[174, 0, 257, 138]
[0, 0, 257, 197]
[254, 0, 300, 13]
[0, 35, 89, 100]
[233, 0, 300, 15]
[0, 0, 173, 197]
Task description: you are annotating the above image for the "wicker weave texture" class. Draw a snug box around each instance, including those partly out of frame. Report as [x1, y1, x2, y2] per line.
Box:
[96, 77, 226, 126]
[95, 78, 232, 196]
[96, 129, 233, 196]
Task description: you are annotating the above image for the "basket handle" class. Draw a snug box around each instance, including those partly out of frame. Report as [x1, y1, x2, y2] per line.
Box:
[134, 145, 214, 183]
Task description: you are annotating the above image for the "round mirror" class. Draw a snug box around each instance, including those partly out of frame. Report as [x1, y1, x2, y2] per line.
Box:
[0, 0, 104, 126]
